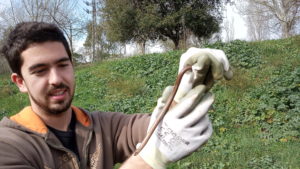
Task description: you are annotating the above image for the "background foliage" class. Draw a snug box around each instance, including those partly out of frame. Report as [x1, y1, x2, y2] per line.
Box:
[0, 36, 299, 168]
[102, 0, 223, 49]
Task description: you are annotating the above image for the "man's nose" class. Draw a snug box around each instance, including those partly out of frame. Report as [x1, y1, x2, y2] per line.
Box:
[49, 69, 62, 85]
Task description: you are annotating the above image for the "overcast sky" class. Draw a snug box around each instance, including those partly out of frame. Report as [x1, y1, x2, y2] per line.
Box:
[221, 3, 248, 41]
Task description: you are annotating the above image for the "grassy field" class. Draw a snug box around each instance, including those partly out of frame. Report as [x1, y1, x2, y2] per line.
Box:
[0, 36, 299, 168]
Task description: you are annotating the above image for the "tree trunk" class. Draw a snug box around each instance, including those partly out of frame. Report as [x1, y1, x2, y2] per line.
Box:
[173, 39, 179, 50]
[142, 41, 146, 54]
[138, 41, 146, 54]
[69, 25, 74, 55]
[282, 21, 292, 38]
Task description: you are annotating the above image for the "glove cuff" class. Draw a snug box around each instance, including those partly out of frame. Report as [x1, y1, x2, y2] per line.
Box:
[139, 146, 168, 169]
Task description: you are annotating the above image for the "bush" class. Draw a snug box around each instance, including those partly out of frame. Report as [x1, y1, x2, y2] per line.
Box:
[205, 40, 263, 69]
[248, 66, 300, 141]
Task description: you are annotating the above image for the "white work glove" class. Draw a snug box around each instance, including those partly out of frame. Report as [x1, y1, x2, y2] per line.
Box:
[174, 47, 233, 102]
[139, 85, 214, 169]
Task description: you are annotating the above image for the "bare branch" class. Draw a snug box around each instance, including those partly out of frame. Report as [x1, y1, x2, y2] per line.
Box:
[236, 0, 300, 39]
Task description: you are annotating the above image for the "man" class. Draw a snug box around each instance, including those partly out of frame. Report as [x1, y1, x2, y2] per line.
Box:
[0, 22, 232, 169]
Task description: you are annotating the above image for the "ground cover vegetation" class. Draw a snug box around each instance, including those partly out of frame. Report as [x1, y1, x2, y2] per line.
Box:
[0, 36, 299, 168]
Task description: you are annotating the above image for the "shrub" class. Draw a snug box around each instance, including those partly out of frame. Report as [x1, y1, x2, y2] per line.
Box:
[205, 40, 263, 69]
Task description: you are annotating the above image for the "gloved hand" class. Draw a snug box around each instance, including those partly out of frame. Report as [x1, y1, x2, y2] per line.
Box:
[174, 47, 233, 102]
[139, 85, 214, 169]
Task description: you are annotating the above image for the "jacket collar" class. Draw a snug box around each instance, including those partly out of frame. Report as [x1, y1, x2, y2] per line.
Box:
[10, 106, 91, 134]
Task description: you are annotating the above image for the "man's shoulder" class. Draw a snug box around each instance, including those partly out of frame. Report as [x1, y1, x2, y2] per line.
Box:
[0, 124, 34, 154]
[89, 110, 150, 122]
[0, 119, 46, 168]
[0, 117, 42, 145]
[0, 117, 20, 133]
[0, 117, 30, 140]
[87, 110, 150, 132]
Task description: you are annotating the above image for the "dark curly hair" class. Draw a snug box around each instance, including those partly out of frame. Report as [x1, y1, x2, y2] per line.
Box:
[1, 22, 72, 76]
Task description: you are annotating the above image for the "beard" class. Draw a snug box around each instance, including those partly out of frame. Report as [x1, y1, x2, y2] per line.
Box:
[29, 83, 74, 115]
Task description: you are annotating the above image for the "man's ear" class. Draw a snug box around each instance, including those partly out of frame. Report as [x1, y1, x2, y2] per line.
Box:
[11, 73, 28, 93]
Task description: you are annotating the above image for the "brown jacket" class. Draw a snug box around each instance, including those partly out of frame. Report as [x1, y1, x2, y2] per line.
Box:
[0, 106, 150, 169]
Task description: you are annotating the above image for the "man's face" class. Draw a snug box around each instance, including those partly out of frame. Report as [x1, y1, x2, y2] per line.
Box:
[13, 41, 75, 115]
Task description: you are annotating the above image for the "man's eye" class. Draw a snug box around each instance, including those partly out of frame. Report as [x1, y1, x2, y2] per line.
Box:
[59, 63, 69, 67]
[33, 69, 46, 74]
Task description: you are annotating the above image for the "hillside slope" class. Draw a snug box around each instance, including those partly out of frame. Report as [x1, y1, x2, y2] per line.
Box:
[0, 36, 299, 168]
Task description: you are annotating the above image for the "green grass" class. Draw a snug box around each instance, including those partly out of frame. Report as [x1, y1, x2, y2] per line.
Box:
[0, 36, 299, 168]
[168, 126, 300, 168]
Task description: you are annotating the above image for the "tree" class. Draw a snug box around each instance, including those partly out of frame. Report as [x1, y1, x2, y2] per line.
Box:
[84, 21, 123, 61]
[102, 0, 151, 54]
[223, 3, 235, 42]
[235, 0, 271, 41]
[0, 28, 13, 74]
[0, 0, 86, 53]
[237, 0, 300, 39]
[246, 3, 272, 41]
[102, 0, 225, 50]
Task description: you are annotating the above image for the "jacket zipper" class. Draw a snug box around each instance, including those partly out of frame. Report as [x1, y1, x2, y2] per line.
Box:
[81, 130, 93, 168]
[48, 143, 81, 169]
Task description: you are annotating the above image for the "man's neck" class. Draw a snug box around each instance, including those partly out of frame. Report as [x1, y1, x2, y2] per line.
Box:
[32, 106, 73, 131]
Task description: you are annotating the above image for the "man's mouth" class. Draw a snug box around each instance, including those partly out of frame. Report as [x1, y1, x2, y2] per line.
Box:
[51, 89, 65, 96]
[49, 88, 68, 101]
